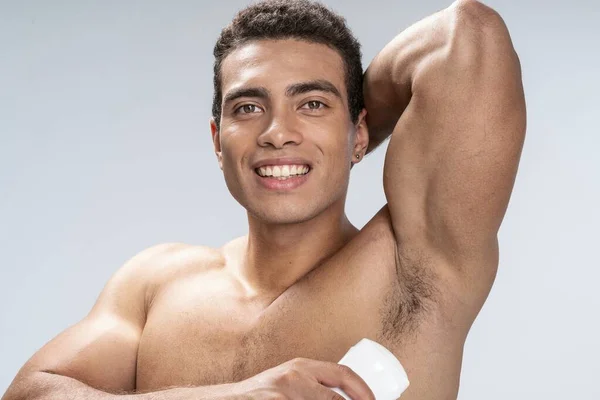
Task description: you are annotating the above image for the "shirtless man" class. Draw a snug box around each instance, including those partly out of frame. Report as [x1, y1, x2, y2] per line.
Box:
[2, 0, 525, 399]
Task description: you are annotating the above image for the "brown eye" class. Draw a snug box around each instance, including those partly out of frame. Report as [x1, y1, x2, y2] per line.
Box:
[307, 101, 323, 110]
[241, 104, 257, 113]
[235, 104, 262, 114]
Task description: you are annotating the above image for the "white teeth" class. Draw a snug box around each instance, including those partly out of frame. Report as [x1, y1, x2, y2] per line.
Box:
[256, 164, 310, 177]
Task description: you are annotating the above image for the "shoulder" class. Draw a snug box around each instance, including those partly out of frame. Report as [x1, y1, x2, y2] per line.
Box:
[112, 242, 225, 302]
[119, 242, 222, 273]
[136, 242, 225, 283]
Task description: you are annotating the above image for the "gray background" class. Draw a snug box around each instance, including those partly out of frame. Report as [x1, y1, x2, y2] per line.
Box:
[1, 0, 599, 398]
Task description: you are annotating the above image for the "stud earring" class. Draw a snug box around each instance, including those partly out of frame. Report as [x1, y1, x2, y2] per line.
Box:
[355, 154, 360, 159]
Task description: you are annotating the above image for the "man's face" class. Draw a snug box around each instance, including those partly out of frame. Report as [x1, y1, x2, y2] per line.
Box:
[211, 39, 367, 225]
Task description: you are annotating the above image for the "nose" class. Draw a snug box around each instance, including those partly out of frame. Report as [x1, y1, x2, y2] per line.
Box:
[257, 112, 303, 149]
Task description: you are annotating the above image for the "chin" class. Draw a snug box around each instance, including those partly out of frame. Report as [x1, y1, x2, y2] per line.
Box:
[247, 205, 321, 225]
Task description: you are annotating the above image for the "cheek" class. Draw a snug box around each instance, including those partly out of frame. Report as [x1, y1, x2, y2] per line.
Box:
[324, 130, 353, 163]
[219, 143, 247, 188]
[221, 132, 249, 164]
[309, 117, 351, 146]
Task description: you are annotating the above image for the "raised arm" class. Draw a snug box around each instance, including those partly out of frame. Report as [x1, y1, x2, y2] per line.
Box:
[364, 0, 526, 320]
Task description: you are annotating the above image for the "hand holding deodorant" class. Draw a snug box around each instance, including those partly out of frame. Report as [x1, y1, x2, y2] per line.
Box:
[331, 339, 410, 400]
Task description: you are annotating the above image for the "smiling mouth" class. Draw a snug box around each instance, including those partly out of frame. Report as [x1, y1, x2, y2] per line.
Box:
[255, 164, 311, 180]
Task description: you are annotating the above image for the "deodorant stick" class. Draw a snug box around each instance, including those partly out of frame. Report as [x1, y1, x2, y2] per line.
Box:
[331, 338, 410, 400]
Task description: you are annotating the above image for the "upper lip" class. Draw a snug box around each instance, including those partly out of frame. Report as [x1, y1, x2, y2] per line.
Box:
[252, 157, 312, 169]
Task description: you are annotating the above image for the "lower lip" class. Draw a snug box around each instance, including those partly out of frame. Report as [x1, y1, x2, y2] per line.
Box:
[254, 170, 311, 191]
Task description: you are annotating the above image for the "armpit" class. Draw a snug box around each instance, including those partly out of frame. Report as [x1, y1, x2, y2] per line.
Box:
[377, 245, 441, 343]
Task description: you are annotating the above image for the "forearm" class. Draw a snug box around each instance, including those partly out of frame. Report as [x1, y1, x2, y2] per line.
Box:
[2, 372, 239, 400]
[363, 0, 477, 152]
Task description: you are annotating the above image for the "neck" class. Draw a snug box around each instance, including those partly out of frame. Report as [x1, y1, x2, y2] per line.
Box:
[234, 201, 358, 297]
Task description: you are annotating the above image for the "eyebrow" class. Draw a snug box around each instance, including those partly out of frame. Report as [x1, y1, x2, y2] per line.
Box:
[285, 80, 342, 99]
[222, 79, 342, 108]
[223, 87, 270, 106]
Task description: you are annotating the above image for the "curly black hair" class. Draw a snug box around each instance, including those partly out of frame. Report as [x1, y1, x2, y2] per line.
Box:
[212, 0, 364, 132]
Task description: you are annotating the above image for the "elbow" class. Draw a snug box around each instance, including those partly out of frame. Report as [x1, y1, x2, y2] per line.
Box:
[2, 372, 56, 400]
[2, 378, 30, 400]
[446, 0, 520, 67]
[452, 0, 504, 27]
[451, 0, 511, 41]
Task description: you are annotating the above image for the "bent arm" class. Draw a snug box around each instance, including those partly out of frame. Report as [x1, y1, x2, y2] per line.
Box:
[1, 244, 237, 400]
[364, 0, 526, 318]
[3, 372, 235, 400]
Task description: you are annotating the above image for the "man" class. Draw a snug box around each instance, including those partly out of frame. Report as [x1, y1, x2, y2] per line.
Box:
[2, 0, 525, 399]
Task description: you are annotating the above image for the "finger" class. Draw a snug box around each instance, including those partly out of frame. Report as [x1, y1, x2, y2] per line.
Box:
[301, 377, 348, 400]
[295, 359, 375, 400]
[328, 364, 375, 400]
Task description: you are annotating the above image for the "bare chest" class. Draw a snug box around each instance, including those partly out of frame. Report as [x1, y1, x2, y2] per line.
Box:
[135, 214, 465, 399]
[136, 248, 399, 391]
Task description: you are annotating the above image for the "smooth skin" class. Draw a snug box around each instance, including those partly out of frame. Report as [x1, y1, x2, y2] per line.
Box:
[3, 1, 525, 399]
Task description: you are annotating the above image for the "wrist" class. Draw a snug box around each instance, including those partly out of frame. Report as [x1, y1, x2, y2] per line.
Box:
[190, 382, 245, 400]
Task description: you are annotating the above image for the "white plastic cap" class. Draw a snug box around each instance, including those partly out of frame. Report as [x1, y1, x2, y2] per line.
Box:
[332, 338, 410, 400]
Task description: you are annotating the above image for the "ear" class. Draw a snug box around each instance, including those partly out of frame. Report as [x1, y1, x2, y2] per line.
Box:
[351, 108, 369, 165]
[210, 117, 223, 170]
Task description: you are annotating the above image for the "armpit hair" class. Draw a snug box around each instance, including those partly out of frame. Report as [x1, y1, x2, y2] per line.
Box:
[378, 245, 440, 342]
